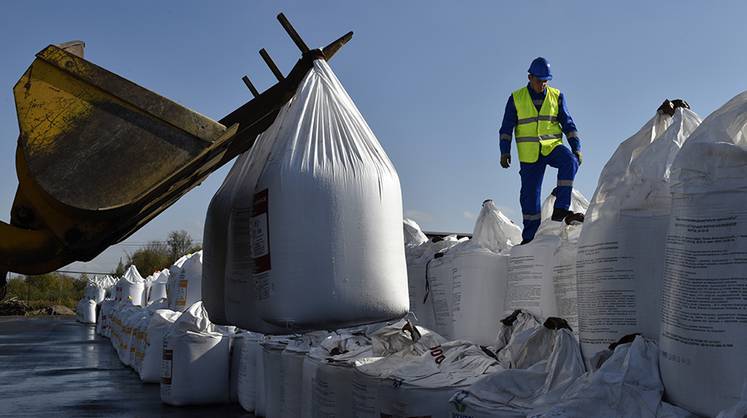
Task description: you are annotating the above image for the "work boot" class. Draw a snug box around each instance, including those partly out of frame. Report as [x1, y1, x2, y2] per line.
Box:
[564, 212, 585, 225]
[551, 207, 572, 222]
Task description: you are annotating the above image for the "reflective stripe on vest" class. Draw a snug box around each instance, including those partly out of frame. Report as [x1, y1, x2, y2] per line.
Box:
[512, 86, 564, 163]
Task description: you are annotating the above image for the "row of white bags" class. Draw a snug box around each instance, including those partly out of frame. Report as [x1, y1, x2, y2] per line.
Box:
[405, 191, 586, 346]
[404, 93, 747, 415]
[235, 318, 509, 418]
[97, 298, 234, 404]
[109, 253, 202, 312]
[574, 94, 747, 416]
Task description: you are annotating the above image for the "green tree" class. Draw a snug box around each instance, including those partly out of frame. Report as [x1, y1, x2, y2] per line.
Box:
[113, 258, 126, 276]
[167, 230, 194, 263]
[127, 241, 170, 276]
[7, 273, 84, 308]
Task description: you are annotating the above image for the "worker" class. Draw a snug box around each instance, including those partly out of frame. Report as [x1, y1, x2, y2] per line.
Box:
[499, 57, 584, 244]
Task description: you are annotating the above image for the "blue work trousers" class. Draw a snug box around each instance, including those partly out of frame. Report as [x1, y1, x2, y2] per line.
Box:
[519, 145, 578, 242]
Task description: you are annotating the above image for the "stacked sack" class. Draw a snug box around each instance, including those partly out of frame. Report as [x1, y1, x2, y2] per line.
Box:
[355, 339, 500, 418]
[77, 274, 117, 324]
[140, 308, 181, 383]
[96, 299, 116, 337]
[143, 269, 169, 306]
[302, 330, 377, 418]
[236, 331, 265, 413]
[427, 200, 521, 344]
[450, 313, 585, 417]
[506, 189, 588, 329]
[576, 106, 701, 361]
[83, 276, 107, 303]
[168, 251, 203, 313]
[161, 301, 231, 406]
[75, 298, 96, 324]
[204, 58, 409, 333]
[300, 320, 445, 418]
[404, 219, 466, 330]
[659, 93, 747, 416]
[115, 265, 146, 306]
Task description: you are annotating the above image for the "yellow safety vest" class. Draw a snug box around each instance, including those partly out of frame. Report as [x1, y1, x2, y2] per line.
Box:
[512, 86, 564, 163]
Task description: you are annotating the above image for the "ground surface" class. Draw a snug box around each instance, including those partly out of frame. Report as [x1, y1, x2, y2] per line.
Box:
[0, 316, 252, 417]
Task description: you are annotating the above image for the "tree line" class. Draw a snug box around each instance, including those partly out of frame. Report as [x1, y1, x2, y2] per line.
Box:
[114, 230, 202, 277]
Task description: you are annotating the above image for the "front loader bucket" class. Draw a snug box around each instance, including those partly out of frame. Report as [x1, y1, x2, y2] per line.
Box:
[0, 14, 353, 275]
[4, 44, 238, 274]
[15, 45, 232, 212]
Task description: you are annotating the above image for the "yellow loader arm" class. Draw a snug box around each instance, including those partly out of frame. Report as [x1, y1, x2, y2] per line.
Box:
[0, 14, 352, 276]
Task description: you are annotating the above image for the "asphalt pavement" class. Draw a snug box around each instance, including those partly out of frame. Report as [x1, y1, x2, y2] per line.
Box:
[0, 316, 252, 417]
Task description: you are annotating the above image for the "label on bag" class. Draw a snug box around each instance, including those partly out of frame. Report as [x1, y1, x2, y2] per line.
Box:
[251, 189, 272, 300]
[175, 280, 188, 307]
[161, 348, 173, 385]
[251, 189, 271, 273]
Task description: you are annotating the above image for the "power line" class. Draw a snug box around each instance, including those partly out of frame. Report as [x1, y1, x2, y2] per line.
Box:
[56, 270, 113, 275]
[110, 241, 203, 247]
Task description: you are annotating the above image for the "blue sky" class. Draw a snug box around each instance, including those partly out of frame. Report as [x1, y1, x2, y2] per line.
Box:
[2, 1, 747, 275]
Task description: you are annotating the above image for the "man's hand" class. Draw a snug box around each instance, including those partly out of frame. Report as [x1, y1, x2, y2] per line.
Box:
[573, 151, 583, 166]
[500, 154, 511, 169]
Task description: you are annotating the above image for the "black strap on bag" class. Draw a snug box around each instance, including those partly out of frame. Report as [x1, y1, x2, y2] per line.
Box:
[500, 309, 523, 327]
[543, 317, 572, 332]
[608, 333, 640, 351]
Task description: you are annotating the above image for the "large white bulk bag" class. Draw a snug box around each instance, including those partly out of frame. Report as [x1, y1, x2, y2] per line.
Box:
[262, 338, 291, 418]
[506, 190, 587, 321]
[494, 309, 542, 355]
[122, 308, 148, 367]
[280, 343, 310, 417]
[268, 332, 329, 418]
[307, 334, 374, 418]
[78, 299, 96, 324]
[548, 190, 589, 333]
[146, 269, 169, 306]
[84, 283, 106, 304]
[166, 254, 189, 305]
[202, 153, 251, 326]
[449, 325, 585, 417]
[407, 234, 465, 330]
[229, 332, 246, 403]
[112, 305, 139, 363]
[372, 341, 500, 418]
[404, 218, 429, 247]
[132, 309, 156, 373]
[97, 299, 115, 337]
[237, 332, 263, 413]
[168, 251, 202, 312]
[140, 308, 180, 383]
[576, 108, 701, 362]
[225, 59, 408, 332]
[426, 200, 520, 344]
[551, 227, 582, 333]
[528, 336, 665, 418]
[309, 320, 435, 418]
[160, 301, 230, 406]
[403, 217, 430, 323]
[222, 127, 303, 334]
[659, 93, 747, 416]
[352, 325, 447, 418]
[279, 339, 316, 418]
[115, 265, 145, 306]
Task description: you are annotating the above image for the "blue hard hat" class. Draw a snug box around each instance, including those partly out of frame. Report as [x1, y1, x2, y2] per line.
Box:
[528, 57, 552, 81]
